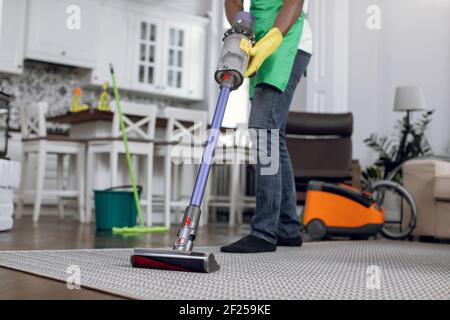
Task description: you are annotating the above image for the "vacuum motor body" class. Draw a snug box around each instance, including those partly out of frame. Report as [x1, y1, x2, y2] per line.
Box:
[304, 181, 385, 240]
[215, 12, 255, 90]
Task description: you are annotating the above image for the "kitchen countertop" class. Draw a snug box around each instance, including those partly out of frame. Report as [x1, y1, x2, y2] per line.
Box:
[47, 109, 171, 128]
[47, 109, 239, 133]
[47, 109, 115, 125]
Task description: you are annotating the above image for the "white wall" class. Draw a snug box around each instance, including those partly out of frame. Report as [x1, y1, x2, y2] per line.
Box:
[348, 0, 382, 167]
[379, 0, 450, 157]
[110, 0, 450, 168]
[348, 0, 450, 167]
[289, 0, 450, 167]
[133, 0, 210, 17]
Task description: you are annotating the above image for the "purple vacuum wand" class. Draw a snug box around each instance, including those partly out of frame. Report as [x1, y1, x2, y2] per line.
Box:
[172, 12, 255, 253]
[190, 87, 231, 207]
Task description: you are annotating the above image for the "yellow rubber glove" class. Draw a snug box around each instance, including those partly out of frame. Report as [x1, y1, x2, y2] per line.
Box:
[245, 27, 284, 78]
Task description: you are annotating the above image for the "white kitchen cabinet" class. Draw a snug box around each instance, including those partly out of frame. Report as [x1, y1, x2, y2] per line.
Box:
[26, 0, 99, 69]
[187, 24, 207, 100]
[129, 18, 207, 100]
[85, 1, 208, 101]
[160, 22, 190, 97]
[0, 0, 27, 74]
[131, 16, 164, 92]
[89, 6, 131, 87]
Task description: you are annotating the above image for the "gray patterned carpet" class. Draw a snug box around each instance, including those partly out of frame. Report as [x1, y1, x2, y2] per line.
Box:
[0, 241, 449, 300]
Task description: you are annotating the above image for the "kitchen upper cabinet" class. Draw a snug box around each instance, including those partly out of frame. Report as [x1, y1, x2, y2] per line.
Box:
[26, 0, 99, 69]
[0, 0, 27, 74]
[131, 16, 164, 92]
[187, 24, 206, 100]
[129, 18, 207, 100]
[85, 2, 208, 101]
[90, 6, 131, 87]
[161, 23, 189, 96]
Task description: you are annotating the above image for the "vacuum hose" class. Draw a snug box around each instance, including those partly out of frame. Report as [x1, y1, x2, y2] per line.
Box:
[173, 12, 255, 252]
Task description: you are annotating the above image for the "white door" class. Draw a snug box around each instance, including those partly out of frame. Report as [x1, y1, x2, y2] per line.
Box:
[91, 6, 131, 87]
[305, 0, 350, 113]
[161, 22, 190, 97]
[0, 0, 26, 74]
[131, 17, 164, 92]
[26, 0, 99, 68]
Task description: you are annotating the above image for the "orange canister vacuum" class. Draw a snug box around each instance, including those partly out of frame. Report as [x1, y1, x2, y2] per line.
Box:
[304, 180, 417, 240]
[303, 181, 382, 240]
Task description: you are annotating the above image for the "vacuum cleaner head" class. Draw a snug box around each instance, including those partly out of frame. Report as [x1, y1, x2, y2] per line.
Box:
[131, 248, 220, 273]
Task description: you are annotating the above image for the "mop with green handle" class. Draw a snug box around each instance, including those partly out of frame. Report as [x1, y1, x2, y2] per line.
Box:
[109, 64, 169, 235]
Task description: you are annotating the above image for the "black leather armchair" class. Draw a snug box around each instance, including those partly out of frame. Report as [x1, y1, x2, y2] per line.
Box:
[285, 112, 357, 203]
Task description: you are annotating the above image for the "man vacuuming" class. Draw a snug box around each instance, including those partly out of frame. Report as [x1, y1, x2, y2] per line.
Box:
[221, 0, 312, 253]
[130, 1, 311, 272]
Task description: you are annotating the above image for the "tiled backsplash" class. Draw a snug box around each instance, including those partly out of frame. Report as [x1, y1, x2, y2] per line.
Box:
[0, 61, 186, 131]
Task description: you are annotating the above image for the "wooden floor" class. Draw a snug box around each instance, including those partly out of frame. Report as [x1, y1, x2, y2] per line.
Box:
[0, 216, 250, 300]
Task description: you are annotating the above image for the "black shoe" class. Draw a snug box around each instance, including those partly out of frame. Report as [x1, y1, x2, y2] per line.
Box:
[277, 236, 303, 247]
[221, 235, 276, 253]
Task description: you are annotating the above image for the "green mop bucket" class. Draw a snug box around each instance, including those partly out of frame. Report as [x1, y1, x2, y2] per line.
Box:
[94, 185, 142, 231]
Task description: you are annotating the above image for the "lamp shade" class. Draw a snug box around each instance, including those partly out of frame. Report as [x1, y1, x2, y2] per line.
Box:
[393, 86, 427, 112]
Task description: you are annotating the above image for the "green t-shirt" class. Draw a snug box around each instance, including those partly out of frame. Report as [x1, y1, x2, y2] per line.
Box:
[249, 0, 305, 97]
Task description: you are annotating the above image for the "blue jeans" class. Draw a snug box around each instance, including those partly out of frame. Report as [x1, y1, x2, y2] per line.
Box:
[248, 50, 312, 244]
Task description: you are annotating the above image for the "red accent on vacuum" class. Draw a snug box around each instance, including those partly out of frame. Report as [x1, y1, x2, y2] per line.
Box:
[132, 256, 191, 272]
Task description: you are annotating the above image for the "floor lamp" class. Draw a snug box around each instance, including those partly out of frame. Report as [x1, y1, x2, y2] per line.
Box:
[393, 86, 428, 163]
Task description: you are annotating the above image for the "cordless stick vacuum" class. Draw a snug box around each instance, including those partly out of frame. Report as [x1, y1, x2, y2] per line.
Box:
[131, 12, 255, 273]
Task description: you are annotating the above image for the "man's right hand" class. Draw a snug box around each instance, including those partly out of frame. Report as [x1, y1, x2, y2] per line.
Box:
[245, 27, 284, 78]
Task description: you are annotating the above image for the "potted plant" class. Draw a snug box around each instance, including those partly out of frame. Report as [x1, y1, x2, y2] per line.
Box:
[362, 110, 434, 187]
